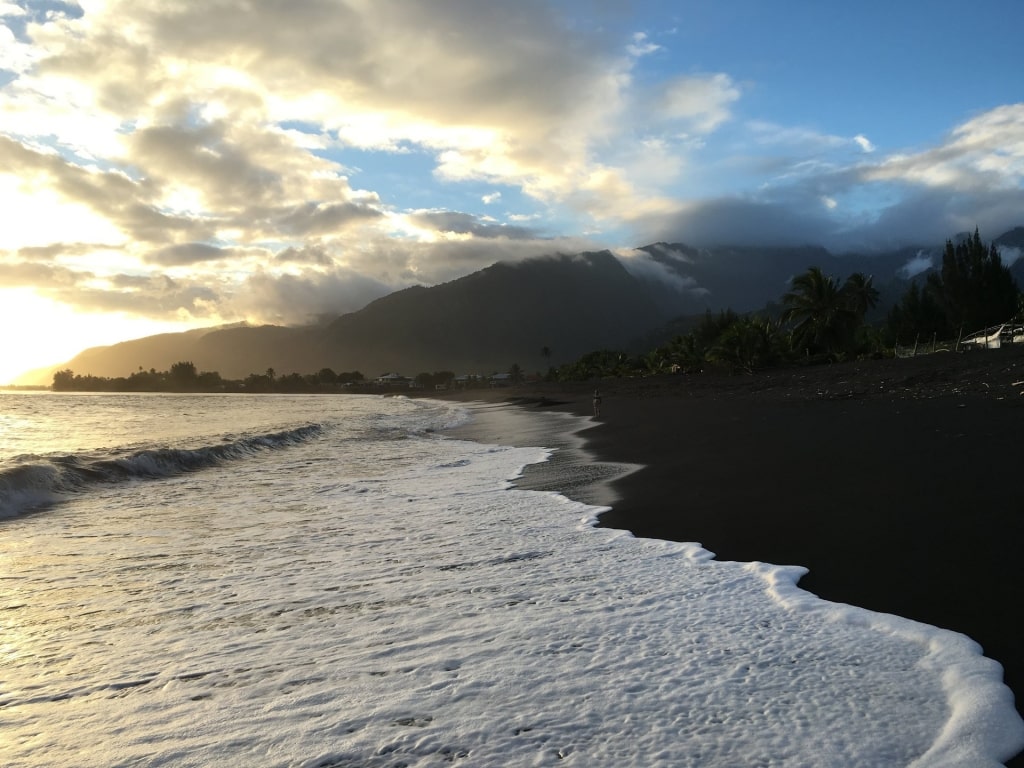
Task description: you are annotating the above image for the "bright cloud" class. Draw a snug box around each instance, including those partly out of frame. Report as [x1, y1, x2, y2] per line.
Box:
[854, 134, 876, 153]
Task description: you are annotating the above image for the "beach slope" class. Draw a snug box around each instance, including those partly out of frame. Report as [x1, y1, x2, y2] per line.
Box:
[440, 346, 1024, 765]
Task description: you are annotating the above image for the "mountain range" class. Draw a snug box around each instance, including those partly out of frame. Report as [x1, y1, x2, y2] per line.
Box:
[32, 227, 1024, 385]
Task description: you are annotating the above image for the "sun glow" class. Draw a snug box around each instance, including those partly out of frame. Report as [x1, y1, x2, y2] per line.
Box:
[0, 289, 196, 386]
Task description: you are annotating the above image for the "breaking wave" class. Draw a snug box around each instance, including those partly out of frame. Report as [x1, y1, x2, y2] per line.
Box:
[0, 423, 324, 518]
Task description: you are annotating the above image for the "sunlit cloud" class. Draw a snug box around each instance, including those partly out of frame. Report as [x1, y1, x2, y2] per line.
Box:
[864, 104, 1024, 190]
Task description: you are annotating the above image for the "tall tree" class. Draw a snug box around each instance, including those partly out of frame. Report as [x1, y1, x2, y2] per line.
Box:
[782, 268, 882, 357]
[886, 280, 948, 343]
[707, 315, 785, 374]
[169, 360, 198, 387]
[840, 272, 880, 322]
[781, 267, 846, 356]
[927, 228, 1019, 333]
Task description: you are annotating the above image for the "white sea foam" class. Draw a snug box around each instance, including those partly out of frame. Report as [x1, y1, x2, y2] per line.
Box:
[0, 393, 1020, 767]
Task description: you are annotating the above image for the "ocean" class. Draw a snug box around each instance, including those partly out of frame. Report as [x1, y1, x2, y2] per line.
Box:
[1, 392, 1021, 767]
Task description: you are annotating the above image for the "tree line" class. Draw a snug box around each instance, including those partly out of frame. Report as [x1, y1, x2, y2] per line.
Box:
[52, 363, 369, 393]
[548, 228, 1020, 379]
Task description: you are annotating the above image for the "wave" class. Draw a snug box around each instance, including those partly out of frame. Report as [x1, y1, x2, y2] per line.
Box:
[0, 423, 323, 518]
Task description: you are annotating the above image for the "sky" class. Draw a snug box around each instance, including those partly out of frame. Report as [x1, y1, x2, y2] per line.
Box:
[1, 0, 1022, 384]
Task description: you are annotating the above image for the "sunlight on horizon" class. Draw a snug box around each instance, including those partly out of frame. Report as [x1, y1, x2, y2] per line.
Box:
[0, 289, 199, 386]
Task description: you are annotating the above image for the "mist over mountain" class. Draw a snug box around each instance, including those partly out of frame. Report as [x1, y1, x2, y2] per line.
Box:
[45, 228, 1024, 385]
[55, 251, 664, 380]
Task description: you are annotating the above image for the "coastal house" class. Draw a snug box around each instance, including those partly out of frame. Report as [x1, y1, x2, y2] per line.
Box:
[375, 372, 411, 387]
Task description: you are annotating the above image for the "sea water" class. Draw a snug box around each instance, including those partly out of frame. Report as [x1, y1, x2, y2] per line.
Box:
[1, 392, 1021, 767]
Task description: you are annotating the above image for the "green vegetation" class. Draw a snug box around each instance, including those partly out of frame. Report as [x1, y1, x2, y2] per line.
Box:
[543, 267, 883, 379]
[782, 268, 879, 357]
[52, 365, 367, 393]
[548, 229, 1020, 381]
[887, 228, 1019, 343]
[414, 371, 456, 390]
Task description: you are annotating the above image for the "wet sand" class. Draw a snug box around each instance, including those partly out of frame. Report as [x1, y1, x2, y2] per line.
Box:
[437, 346, 1024, 766]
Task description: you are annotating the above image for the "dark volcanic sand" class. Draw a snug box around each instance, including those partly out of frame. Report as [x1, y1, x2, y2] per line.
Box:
[438, 346, 1024, 766]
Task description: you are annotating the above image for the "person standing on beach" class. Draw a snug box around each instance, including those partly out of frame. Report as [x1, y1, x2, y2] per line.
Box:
[593, 388, 602, 418]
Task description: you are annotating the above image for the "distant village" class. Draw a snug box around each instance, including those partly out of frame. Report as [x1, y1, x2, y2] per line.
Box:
[374, 371, 518, 391]
[47, 364, 530, 393]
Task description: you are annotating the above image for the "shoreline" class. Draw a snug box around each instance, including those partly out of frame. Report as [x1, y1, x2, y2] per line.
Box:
[444, 399, 639, 510]
[435, 347, 1024, 766]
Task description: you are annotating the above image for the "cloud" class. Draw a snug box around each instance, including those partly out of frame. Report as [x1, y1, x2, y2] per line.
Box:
[147, 242, 244, 267]
[339, 233, 599, 288]
[274, 244, 334, 267]
[1000, 246, 1022, 267]
[0, 258, 223, 318]
[638, 197, 837, 248]
[854, 134, 875, 153]
[747, 121, 877, 156]
[2, 0, 659, 251]
[898, 251, 934, 278]
[618, 248, 709, 296]
[0, 259, 83, 287]
[408, 210, 541, 240]
[0, 135, 210, 244]
[17, 241, 122, 261]
[631, 104, 1024, 251]
[230, 267, 393, 325]
[863, 104, 1024, 190]
[656, 73, 740, 134]
[482, 192, 502, 204]
[274, 201, 383, 236]
[627, 32, 660, 58]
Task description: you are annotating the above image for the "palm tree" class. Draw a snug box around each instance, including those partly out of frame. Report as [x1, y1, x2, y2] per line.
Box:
[781, 267, 846, 355]
[840, 272, 879, 322]
[707, 316, 784, 374]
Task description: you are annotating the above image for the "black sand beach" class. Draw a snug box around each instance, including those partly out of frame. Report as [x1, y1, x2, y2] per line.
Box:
[440, 345, 1024, 766]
